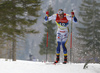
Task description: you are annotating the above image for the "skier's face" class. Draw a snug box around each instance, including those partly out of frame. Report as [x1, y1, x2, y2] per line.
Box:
[58, 14, 64, 19]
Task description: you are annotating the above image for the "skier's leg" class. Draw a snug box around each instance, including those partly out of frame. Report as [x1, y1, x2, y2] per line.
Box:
[54, 42, 61, 63]
[62, 41, 67, 54]
[62, 33, 68, 64]
[55, 41, 61, 62]
[62, 41, 67, 64]
[54, 33, 61, 63]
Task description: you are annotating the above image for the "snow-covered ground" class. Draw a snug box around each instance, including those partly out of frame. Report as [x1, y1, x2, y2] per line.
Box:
[0, 59, 100, 73]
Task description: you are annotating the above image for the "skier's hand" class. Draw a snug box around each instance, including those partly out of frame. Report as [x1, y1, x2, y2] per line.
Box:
[46, 11, 49, 16]
[71, 10, 75, 18]
[71, 10, 77, 22]
[45, 11, 49, 21]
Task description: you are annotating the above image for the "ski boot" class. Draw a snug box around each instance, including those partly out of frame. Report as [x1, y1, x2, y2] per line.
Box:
[63, 56, 67, 64]
[54, 55, 59, 64]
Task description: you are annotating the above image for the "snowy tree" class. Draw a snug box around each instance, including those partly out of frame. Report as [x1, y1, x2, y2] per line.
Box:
[0, 0, 41, 61]
[76, 0, 100, 62]
[39, 5, 56, 61]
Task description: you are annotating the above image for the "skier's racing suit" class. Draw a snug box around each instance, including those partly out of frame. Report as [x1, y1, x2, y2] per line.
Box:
[45, 13, 77, 57]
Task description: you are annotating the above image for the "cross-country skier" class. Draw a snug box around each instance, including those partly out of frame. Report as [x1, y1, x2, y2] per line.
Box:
[45, 9, 77, 64]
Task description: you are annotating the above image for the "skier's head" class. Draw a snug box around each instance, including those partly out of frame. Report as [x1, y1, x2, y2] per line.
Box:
[57, 9, 64, 18]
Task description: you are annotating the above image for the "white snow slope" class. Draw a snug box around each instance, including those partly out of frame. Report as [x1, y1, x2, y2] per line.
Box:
[0, 59, 100, 73]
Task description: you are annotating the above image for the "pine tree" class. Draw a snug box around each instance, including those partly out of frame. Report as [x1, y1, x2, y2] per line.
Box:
[76, 0, 100, 62]
[0, 0, 41, 61]
[39, 5, 56, 61]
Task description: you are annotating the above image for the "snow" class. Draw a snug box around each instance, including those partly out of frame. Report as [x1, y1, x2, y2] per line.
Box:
[0, 59, 100, 73]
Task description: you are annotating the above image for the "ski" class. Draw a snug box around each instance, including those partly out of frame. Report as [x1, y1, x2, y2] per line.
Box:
[45, 62, 67, 65]
[45, 62, 61, 65]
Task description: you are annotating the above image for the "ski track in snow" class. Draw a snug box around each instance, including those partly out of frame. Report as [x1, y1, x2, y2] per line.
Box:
[0, 59, 100, 73]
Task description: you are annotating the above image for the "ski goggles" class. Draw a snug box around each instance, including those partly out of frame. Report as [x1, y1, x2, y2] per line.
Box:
[57, 10, 64, 14]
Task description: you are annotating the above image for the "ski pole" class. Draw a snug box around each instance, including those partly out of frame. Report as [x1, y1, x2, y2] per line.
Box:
[70, 10, 74, 63]
[46, 11, 49, 62]
[46, 32, 48, 47]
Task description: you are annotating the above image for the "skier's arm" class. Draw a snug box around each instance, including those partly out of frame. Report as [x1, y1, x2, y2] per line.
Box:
[45, 11, 49, 21]
[71, 11, 77, 22]
[66, 12, 77, 22]
[45, 11, 56, 22]
[73, 16, 77, 22]
[45, 14, 56, 22]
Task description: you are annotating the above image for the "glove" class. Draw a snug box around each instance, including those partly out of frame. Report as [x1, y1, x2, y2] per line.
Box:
[46, 11, 49, 16]
[71, 10, 77, 22]
[71, 10, 75, 18]
[45, 16, 48, 21]
[45, 11, 49, 21]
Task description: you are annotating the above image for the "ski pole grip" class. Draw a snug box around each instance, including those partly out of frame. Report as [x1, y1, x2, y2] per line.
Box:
[71, 10, 74, 18]
[46, 11, 49, 16]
